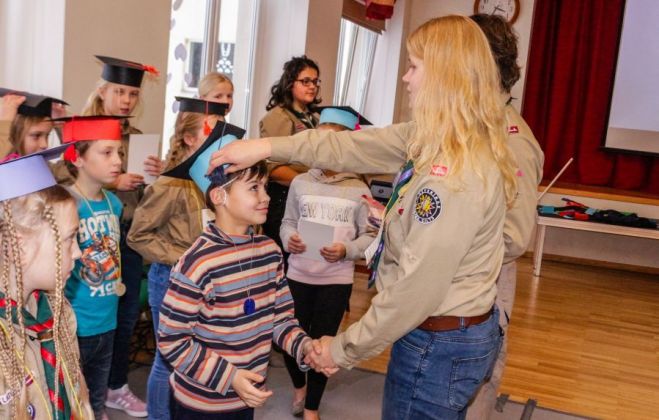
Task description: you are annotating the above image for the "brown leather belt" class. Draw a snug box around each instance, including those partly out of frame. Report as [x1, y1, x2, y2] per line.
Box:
[418, 307, 494, 332]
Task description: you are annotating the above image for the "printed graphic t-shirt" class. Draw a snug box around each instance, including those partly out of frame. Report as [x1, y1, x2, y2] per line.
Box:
[65, 189, 123, 337]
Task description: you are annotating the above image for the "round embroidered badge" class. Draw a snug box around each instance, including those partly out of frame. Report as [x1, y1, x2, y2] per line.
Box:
[414, 188, 442, 224]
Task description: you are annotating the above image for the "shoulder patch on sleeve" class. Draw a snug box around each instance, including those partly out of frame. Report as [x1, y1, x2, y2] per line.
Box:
[414, 187, 442, 224]
[508, 125, 519, 134]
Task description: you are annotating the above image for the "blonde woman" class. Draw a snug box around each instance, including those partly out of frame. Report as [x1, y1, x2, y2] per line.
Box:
[207, 15, 517, 419]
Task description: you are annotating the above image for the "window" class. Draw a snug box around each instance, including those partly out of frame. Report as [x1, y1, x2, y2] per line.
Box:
[162, 0, 259, 155]
[334, 18, 379, 113]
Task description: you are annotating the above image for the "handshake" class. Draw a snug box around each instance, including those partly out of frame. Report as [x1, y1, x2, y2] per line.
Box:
[303, 336, 340, 377]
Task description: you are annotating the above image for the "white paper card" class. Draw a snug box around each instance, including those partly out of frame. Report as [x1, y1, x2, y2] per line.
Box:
[298, 219, 336, 262]
[127, 134, 161, 184]
[364, 225, 383, 265]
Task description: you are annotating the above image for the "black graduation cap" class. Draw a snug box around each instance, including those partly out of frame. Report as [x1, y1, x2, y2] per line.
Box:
[162, 120, 246, 193]
[175, 96, 229, 116]
[0, 87, 68, 118]
[96, 55, 159, 88]
[317, 105, 372, 129]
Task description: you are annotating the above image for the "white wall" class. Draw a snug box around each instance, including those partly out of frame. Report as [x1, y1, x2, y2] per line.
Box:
[0, 0, 66, 98]
[62, 0, 170, 135]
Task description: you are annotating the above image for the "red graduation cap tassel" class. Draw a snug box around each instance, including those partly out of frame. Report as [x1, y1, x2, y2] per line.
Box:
[142, 64, 160, 76]
[63, 145, 78, 162]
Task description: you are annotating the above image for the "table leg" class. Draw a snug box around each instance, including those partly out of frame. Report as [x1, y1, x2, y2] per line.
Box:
[533, 224, 546, 277]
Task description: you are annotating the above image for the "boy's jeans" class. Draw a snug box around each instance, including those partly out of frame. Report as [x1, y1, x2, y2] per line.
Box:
[147, 262, 173, 420]
[79, 330, 116, 419]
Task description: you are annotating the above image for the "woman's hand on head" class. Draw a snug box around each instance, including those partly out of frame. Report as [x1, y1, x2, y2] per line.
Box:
[0, 94, 26, 121]
[207, 138, 272, 175]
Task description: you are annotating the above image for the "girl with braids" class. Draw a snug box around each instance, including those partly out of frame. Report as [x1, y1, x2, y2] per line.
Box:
[0, 151, 93, 419]
[127, 97, 229, 420]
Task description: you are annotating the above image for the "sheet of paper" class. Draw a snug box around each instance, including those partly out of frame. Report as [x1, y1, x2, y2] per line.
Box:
[298, 219, 336, 262]
[127, 134, 161, 184]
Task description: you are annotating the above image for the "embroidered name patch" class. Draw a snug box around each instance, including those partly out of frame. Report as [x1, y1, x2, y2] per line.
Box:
[414, 188, 441, 224]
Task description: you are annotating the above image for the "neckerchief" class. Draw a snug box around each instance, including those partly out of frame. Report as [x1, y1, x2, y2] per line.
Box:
[367, 160, 415, 288]
[0, 291, 71, 419]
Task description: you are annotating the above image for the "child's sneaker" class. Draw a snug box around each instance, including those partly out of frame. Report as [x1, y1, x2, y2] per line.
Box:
[105, 384, 148, 417]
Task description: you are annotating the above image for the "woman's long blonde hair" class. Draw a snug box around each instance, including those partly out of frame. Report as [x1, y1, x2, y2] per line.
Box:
[406, 15, 517, 205]
[164, 112, 206, 171]
[0, 186, 87, 419]
[198, 72, 233, 99]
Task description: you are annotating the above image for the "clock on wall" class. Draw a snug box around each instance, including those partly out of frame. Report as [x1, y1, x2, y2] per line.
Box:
[473, 0, 521, 25]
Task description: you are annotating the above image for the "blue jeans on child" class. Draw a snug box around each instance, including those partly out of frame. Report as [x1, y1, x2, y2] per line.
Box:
[108, 230, 143, 390]
[79, 329, 116, 419]
[382, 306, 503, 420]
[147, 262, 173, 420]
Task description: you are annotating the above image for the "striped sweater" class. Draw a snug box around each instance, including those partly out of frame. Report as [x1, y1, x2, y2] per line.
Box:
[158, 223, 310, 413]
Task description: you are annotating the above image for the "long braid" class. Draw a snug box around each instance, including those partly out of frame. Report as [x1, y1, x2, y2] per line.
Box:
[44, 205, 85, 419]
[0, 202, 25, 418]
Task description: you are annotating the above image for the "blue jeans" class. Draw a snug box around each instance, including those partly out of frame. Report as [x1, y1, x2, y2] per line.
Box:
[382, 307, 503, 420]
[108, 232, 143, 390]
[79, 330, 116, 419]
[147, 263, 173, 420]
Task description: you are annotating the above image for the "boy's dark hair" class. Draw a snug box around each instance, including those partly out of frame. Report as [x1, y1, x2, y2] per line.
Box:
[470, 14, 521, 93]
[266, 55, 322, 112]
[64, 141, 92, 178]
[205, 160, 269, 211]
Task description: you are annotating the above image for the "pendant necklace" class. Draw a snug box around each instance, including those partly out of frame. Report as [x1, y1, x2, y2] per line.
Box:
[226, 231, 256, 315]
[73, 183, 126, 296]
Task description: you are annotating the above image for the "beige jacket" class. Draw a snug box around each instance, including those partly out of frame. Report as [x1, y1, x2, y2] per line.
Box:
[503, 105, 544, 262]
[259, 105, 317, 174]
[127, 176, 206, 266]
[270, 123, 505, 368]
[1, 120, 12, 157]
[0, 298, 93, 419]
[111, 122, 143, 223]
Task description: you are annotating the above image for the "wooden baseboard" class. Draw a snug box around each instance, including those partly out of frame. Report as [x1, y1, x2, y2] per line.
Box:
[522, 251, 659, 275]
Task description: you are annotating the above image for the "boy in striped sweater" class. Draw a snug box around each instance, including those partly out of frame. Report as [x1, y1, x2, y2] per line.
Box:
[157, 128, 312, 419]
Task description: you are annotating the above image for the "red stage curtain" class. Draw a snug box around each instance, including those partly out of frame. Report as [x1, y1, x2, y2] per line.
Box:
[522, 0, 659, 194]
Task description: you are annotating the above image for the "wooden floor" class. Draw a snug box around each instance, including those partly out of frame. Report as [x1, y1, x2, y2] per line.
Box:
[339, 257, 659, 420]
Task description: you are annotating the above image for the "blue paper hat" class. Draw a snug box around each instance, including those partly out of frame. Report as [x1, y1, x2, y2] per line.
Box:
[317, 106, 372, 130]
[162, 121, 246, 193]
[0, 144, 68, 201]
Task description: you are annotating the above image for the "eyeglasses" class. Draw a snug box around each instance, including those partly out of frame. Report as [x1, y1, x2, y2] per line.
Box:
[295, 78, 321, 87]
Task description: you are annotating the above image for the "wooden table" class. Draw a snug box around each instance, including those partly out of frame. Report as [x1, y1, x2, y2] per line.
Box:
[532, 215, 659, 276]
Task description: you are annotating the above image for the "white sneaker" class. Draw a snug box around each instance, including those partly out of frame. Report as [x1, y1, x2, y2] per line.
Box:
[105, 384, 148, 417]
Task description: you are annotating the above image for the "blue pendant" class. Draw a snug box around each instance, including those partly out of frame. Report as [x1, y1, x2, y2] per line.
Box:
[244, 298, 256, 315]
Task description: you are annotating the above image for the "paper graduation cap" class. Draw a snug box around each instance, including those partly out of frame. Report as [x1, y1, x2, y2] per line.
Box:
[96, 55, 159, 88]
[162, 120, 246, 194]
[0, 87, 68, 118]
[0, 145, 69, 201]
[52, 115, 123, 161]
[317, 106, 372, 130]
[175, 96, 229, 116]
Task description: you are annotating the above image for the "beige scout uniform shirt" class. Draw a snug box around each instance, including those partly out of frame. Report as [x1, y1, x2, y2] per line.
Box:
[0, 120, 11, 157]
[111, 121, 144, 223]
[259, 105, 318, 174]
[270, 124, 506, 368]
[503, 105, 544, 262]
[0, 299, 93, 420]
[127, 176, 206, 266]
